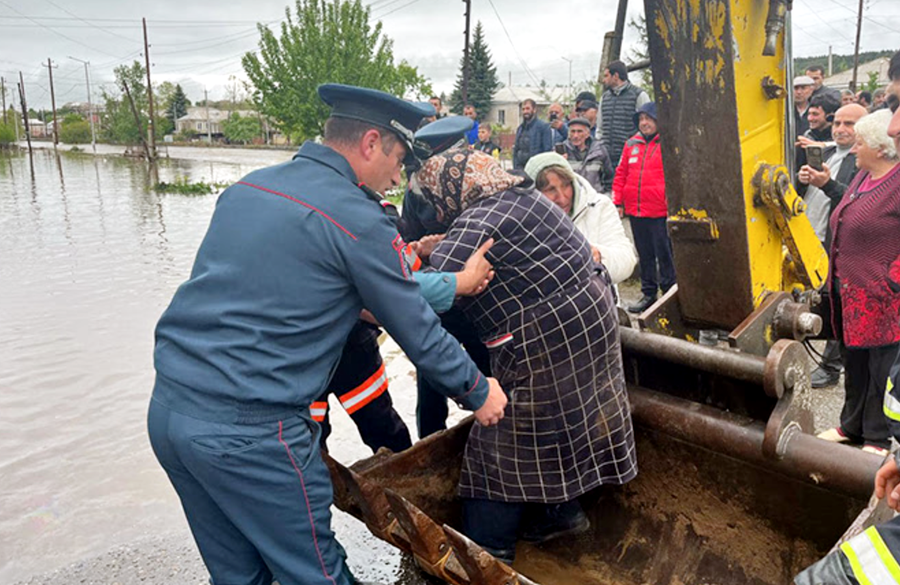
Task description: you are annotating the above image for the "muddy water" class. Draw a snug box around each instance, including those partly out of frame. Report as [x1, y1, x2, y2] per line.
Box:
[0, 146, 465, 583]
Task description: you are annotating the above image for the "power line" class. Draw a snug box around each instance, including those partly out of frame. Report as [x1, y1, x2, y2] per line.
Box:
[0, 0, 124, 58]
[374, 0, 424, 19]
[485, 0, 541, 86]
[41, 0, 138, 42]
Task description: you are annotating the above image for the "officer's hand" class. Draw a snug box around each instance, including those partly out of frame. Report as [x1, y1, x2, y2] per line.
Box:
[875, 457, 900, 510]
[474, 377, 507, 426]
[410, 234, 445, 260]
[456, 238, 495, 296]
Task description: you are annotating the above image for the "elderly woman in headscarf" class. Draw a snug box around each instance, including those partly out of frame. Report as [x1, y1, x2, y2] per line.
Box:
[524, 152, 637, 285]
[413, 147, 638, 564]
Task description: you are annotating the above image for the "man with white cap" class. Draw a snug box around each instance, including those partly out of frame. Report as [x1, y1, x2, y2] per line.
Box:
[794, 75, 815, 138]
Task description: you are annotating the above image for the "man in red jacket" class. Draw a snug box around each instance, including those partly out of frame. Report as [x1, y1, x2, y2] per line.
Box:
[612, 102, 675, 313]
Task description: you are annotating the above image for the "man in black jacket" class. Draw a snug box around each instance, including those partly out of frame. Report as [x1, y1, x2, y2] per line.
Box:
[795, 93, 840, 171]
[796, 103, 867, 389]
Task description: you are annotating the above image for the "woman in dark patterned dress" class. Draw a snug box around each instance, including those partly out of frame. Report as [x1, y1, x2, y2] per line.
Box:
[414, 147, 638, 563]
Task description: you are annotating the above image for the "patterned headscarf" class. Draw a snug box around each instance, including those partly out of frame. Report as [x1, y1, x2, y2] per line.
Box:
[415, 147, 524, 225]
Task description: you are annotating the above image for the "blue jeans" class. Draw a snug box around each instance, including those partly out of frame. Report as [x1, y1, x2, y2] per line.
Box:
[147, 399, 352, 585]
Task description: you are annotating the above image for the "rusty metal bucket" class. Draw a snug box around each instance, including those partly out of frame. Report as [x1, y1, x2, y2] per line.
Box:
[328, 329, 890, 585]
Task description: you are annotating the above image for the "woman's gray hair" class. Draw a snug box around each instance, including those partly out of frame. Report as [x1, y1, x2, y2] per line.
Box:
[534, 164, 577, 192]
[855, 109, 899, 161]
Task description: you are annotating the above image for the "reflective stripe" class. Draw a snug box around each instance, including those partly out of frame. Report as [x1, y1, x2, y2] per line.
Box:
[883, 377, 900, 422]
[340, 365, 389, 414]
[486, 333, 513, 349]
[310, 401, 328, 422]
[403, 244, 422, 272]
[840, 527, 900, 585]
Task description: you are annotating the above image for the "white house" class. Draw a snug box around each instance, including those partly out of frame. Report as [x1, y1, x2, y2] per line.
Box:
[823, 57, 892, 91]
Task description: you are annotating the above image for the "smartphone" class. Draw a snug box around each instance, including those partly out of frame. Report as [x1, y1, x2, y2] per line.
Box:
[806, 145, 824, 171]
[554, 143, 566, 155]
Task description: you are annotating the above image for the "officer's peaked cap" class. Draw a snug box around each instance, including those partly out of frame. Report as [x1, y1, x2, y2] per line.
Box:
[318, 83, 435, 163]
[415, 116, 474, 155]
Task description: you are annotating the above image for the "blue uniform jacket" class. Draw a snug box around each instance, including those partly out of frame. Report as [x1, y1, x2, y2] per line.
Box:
[153, 141, 489, 423]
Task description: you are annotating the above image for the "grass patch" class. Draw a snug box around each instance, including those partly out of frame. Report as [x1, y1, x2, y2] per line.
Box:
[154, 176, 229, 195]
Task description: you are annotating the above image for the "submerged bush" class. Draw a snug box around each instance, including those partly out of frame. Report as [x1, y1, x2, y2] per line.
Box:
[154, 175, 229, 195]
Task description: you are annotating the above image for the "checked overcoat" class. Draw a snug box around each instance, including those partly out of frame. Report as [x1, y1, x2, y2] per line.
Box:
[430, 186, 638, 503]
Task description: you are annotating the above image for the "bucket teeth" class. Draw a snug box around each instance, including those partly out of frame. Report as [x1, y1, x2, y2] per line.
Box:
[324, 455, 400, 543]
[442, 524, 541, 585]
[383, 489, 450, 565]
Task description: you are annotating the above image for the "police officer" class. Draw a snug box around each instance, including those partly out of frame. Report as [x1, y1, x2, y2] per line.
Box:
[148, 83, 508, 585]
[399, 116, 496, 438]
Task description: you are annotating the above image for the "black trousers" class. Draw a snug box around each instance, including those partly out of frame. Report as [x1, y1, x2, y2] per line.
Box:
[314, 323, 412, 454]
[839, 343, 900, 449]
[819, 339, 844, 373]
[630, 216, 676, 298]
[416, 306, 491, 438]
[461, 498, 585, 561]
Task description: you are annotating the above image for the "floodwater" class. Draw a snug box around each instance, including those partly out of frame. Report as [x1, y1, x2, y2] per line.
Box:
[0, 144, 464, 584]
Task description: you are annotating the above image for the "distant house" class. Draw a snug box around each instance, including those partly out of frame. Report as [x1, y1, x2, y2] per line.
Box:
[27, 119, 46, 138]
[176, 107, 228, 140]
[823, 57, 892, 90]
[62, 101, 103, 125]
[484, 86, 572, 131]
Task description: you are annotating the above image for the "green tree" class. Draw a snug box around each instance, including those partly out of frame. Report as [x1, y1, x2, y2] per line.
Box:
[449, 22, 500, 118]
[242, 0, 433, 141]
[59, 113, 92, 144]
[863, 71, 880, 93]
[627, 15, 654, 99]
[0, 121, 16, 146]
[164, 84, 191, 130]
[99, 61, 170, 143]
[222, 112, 262, 144]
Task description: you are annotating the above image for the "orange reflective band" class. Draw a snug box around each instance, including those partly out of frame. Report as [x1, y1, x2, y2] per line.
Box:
[310, 401, 328, 422]
[339, 364, 389, 414]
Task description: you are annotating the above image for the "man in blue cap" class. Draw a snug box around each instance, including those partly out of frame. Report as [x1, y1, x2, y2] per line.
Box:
[396, 115, 497, 438]
[148, 83, 508, 585]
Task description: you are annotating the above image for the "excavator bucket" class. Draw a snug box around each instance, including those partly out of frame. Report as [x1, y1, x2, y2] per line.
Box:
[328, 328, 890, 585]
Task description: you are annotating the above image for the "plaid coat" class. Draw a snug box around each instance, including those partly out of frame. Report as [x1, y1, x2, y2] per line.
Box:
[431, 187, 638, 503]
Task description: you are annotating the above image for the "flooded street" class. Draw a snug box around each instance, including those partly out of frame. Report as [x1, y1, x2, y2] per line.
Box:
[0, 145, 462, 584]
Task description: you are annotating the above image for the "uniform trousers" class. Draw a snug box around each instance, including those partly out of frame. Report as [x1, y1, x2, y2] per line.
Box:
[416, 306, 491, 438]
[630, 216, 676, 298]
[839, 343, 899, 449]
[148, 399, 351, 585]
[312, 326, 412, 453]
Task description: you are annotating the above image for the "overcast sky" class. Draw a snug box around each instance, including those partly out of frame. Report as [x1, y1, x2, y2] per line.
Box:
[1, 0, 899, 111]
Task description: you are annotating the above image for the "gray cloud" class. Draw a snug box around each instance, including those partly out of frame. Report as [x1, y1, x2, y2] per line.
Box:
[1, 0, 897, 111]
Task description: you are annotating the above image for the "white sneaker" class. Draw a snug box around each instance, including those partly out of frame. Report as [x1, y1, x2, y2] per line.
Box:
[862, 445, 890, 457]
[817, 428, 850, 443]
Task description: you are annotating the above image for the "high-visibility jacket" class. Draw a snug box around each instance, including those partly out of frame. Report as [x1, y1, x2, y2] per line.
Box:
[795, 357, 900, 585]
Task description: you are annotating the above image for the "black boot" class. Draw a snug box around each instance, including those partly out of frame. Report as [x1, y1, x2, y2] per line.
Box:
[521, 501, 590, 545]
[628, 294, 657, 314]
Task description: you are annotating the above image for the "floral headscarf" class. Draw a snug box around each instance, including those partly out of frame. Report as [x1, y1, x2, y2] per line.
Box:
[415, 147, 524, 225]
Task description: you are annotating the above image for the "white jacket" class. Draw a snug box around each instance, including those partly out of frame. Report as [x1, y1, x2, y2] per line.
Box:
[571, 173, 637, 284]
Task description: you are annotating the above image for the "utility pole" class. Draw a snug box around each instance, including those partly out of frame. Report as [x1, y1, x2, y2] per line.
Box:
[205, 88, 212, 143]
[143, 17, 157, 161]
[827, 45, 833, 77]
[18, 73, 33, 157]
[561, 57, 573, 101]
[462, 0, 471, 106]
[850, 0, 864, 92]
[122, 79, 151, 162]
[1, 77, 7, 125]
[42, 58, 59, 146]
[12, 86, 20, 142]
[69, 56, 96, 155]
